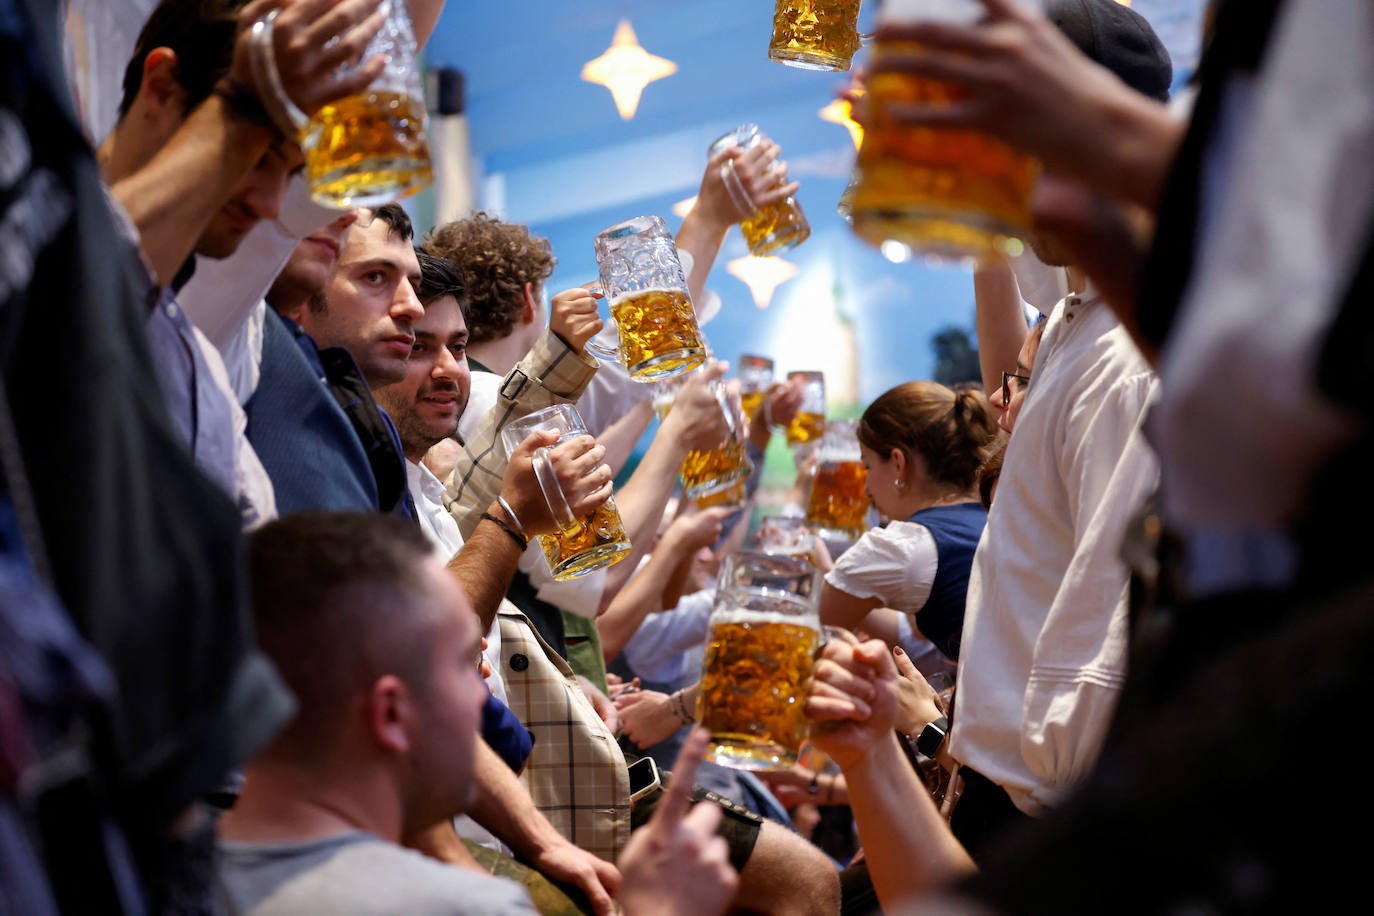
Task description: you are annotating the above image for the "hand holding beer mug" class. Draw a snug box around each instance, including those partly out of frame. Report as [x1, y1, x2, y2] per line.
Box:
[586, 216, 709, 382]
[769, 0, 865, 72]
[250, 0, 434, 207]
[849, 0, 1041, 266]
[755, 516, 819, 568]
[698, 551, 821, 770]
[805, 419, 871, 541]
[499, 404, 631, 581]
[708, 125, 810, 257]
[737, 354, 775, 427]
[783, 370, 827, 449]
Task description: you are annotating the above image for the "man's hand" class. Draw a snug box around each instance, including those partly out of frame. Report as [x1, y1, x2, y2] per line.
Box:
[660, 361, 731, 453]
[661, 506, 732, 556]
[805, 637, 899, 772]
[528, 835, 623, 916]
[233, 0, 389, 120]
[613, 689, 680, 751]
[616, 729, 738, 916]
[577, 675, 621, 737]
[499, 430, 613, 537]
[549, 286, 606, 354]
[752, 377, 803, 448]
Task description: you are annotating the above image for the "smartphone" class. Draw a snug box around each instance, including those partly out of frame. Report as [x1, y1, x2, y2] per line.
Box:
[627, 755, 662, 803]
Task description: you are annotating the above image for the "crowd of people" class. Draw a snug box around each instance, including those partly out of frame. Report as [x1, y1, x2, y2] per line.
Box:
[4, 0, 1371, 913]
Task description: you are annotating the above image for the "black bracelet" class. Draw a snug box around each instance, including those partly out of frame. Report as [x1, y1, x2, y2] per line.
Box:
[211, 75, 283, 138]
[480, 511, 528, 552]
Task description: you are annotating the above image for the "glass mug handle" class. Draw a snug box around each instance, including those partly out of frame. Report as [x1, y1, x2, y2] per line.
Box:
[711, 380, 738, 440]
[530, 447, 577, 533]
[581, 283, 622, 362]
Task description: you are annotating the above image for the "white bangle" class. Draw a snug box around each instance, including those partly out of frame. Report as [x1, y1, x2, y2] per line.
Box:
[495, 495, 527, 539]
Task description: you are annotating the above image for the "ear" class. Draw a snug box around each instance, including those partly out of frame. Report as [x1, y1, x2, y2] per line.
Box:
[366, 674, 414, 755]
[139, 47, 190, 118]
[519, 283, 538, 325]
[889, 446, 907, 479]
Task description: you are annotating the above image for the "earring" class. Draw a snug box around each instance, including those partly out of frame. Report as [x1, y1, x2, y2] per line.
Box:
[894, 479, 904, 490]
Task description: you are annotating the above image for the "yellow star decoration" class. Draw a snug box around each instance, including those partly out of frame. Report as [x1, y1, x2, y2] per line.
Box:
[581, 20, 678, 120]
[727, 255, 799, 309]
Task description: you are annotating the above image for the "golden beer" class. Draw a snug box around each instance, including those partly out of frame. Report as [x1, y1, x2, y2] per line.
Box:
[303, 91, 434, 208]
[769, 0, 863, 72]
[537, 495, 632, 581]
[740, 199, 812, 257]
[680, 439, 753, 498]
[850, 59, 1038, 265]
[696, 480, 749, 510]
[785, 410, 826, 448]
[609, 288, 708, 381]
[805, 459, 870, 539]
[740, 390, 766, 426]
[698, 618, 817, 769]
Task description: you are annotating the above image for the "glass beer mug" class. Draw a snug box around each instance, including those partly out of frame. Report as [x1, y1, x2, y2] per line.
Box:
[654, 373, 754, 500]
[755, 515, 819, 567]
[737, 354, 775, 427]
[768, 0, 864, 72]
[804, 419, 871, 541]
[499, 404, 632, 581]
[849, 0, 1040, 266]
[697, 550, 821, 770]
[708, 125, 810, 257]
[784, 370, 826, 448]
[587, 216, 709, 382]
[251, 0, 434, 208]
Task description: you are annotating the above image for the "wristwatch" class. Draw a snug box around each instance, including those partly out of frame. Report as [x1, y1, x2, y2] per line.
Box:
[914, 715, 949, 759]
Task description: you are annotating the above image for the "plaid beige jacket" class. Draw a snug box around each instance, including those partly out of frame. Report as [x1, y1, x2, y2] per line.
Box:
[497, 607, 631, 863]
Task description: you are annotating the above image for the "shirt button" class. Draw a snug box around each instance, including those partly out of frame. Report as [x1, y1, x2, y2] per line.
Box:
[509, 653, 529, 672]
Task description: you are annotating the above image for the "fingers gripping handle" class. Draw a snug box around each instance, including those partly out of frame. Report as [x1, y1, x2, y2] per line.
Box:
[531, 448, 577, 533]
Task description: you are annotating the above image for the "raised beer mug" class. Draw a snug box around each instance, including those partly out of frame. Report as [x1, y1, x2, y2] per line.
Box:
[697, 550, 821, 770]
[499, 404, 632, 581]
[737, 354, 775, 427]
[804, 419, 871, 542]
[654, 373, 755, 500]
[708, 125, 810, 257]
[252, 0, 434, 208]
[849, 0, 1041, 266]
[755, 515, 819, 567]
[768, 0, 864, 72]
[587, 216, 709, 382]
[783, 370, 826, 448]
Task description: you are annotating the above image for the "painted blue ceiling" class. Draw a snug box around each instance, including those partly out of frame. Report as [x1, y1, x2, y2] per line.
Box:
[422, 1, 1206, 406]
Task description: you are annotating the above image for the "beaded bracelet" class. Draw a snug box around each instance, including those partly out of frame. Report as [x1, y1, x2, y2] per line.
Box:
[668, 689, 695, 725]
[480, 511, 528, 552]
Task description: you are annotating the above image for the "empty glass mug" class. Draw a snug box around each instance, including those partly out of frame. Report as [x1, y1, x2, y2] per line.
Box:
[499, 404, 631, 580]
[755, 515, 819, 567]
[587, 216, 709, 382]
[251, 0, 434, 208]
[708, 125, 810, 257]
[768, 0, 864, 72]
[697, 551, 821, 770]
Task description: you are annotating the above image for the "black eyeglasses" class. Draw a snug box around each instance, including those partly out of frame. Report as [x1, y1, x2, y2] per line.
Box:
[1001, 371, 1031, 405]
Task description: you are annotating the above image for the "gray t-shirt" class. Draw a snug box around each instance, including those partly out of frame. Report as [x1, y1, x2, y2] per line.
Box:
[217, 832, 537, 915]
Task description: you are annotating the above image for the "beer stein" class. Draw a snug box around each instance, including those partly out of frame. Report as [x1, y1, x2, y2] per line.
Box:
[768, 0, 864, 72]
[737, 354, 775, 427]
[697, 551, 821, 770]
[708, 125, 810, 257]
[655, 373, 754, 499]
[849, 0, 1041, 266]
[695, 479, 749, 512]
[251, 0, 434, 208]
[804, 419, 871, 541]
[755, 515, 818, 567]
[587, 216, 709, 382]
[783, 370, 826, 448]
[499, 404, 631, 581]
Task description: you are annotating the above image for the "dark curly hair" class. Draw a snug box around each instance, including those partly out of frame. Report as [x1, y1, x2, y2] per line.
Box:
[422, 212, 556, 344]
[858, 381, 1002, 492]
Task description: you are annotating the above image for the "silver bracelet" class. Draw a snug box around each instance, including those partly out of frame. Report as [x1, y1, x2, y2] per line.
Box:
[495, 495, 527, 539]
